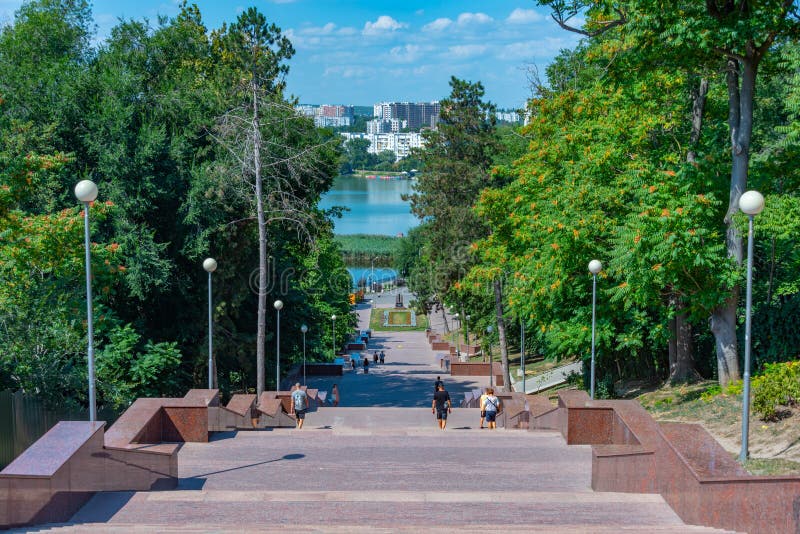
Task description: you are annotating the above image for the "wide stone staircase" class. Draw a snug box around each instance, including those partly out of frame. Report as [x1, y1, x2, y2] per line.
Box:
[17, 408, 737, 533]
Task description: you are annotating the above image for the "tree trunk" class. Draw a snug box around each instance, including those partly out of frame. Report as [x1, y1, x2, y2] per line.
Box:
[711, 57, 757, 386]
[668, 77, 707, 382]
[493, 278, 512, 392]
[668, 296, 677, 378]
[440, 304, 450, 334]
[670, 301, 700, 383]
[253, 82, 267, 397]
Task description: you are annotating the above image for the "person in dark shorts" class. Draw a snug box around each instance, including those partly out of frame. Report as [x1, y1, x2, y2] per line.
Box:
[379, 350, 385, 364]
[290, 383, 308, 429]
[481, 387, 500, 430]
[432, 383, 452, 430]
[363, 357, 369, 374]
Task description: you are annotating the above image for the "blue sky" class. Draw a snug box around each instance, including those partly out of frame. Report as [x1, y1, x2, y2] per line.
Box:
[0, 0, 580, 109]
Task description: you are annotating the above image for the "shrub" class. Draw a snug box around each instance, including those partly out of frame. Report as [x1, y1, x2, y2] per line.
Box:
[752, 361, 800, 420]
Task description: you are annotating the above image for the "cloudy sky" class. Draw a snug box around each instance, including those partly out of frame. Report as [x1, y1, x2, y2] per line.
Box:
[0, 0, 580, 109]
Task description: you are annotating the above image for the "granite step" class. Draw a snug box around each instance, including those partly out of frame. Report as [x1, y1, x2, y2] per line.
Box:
[23, 522, 739, 533]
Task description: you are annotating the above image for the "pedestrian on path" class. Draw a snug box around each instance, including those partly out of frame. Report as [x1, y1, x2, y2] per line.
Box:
[363, 357, 369, 374]
[290, 383, 308, 429]
[432, 383, 452, 430]
[479, 389, 488, 429]
[379, 350, 385, 364]
[332, 384, 340, 407]
[481, 388, 501, 430]
[434, 376, 444, 392]
[373, 351, 379, 364]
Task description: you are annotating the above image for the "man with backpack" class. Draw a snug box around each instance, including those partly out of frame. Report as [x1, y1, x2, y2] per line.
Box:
[290, 383, 308, 429]
[432, 383, 452, 430]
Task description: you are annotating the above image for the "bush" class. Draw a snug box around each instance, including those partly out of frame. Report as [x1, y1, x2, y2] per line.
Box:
[752, 361, 800, 420]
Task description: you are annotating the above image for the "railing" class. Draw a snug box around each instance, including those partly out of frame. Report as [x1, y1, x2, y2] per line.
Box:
[0, 389, 118, 469]
[511, 360, 583, 394]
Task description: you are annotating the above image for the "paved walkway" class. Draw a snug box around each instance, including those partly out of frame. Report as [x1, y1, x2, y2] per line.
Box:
[21, 292, 737, 532]
[304, 295, 487, 407]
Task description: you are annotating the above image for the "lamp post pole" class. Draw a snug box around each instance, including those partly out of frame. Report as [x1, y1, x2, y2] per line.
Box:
[331, 314, 337, 359]
[588, 260, 603, 400]
[75, 180, 98, 422]
[521, 320, 526, 394]
[203, 258, 217, 389]
[453, 313, 460, 357]
[301, 324, 308, 386]
[465, 315, 470, 352]
[486, 325, 494, 387]
[739, 190, 765, 462]
[274, 300, 283, 390]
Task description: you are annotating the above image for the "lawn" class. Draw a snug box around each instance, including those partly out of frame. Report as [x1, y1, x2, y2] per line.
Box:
[369, 308, 428, 331]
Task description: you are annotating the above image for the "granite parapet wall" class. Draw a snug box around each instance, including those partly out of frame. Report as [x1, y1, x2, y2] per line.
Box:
[531, 389, 800, 534]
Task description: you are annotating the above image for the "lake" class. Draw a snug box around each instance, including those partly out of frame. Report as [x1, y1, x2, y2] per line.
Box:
[319, 175, 418, 236]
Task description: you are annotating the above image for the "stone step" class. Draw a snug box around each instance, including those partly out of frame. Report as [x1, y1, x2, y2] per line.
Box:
[24, 522, 738, 533]
[24, 490, 738, 533]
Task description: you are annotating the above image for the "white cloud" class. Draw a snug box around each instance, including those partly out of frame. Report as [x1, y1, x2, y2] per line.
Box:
[323, 66, 372, 79]
[337, 27, 357, 35]
[506, 8, 543, 24]
[456, 12, 493, 26]
[447, 44, 488, 58]
[300, 22, 336, 35]
[423, 17, 453, 32]
[363, 15, 407, 36]
[389, 44, 423, 63]
[502, 38, 569, 60]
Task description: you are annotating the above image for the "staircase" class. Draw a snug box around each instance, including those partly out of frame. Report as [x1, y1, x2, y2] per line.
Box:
[17, 408, 738, 533]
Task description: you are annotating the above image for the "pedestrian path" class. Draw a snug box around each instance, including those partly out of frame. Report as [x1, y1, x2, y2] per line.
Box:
[304, 297, 487, 407]
[26, 415, 736, 532]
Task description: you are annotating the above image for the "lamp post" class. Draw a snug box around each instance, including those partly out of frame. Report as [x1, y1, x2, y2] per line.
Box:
[75, 180, 98, 422]
[588, 259, 603, 400]
[453, 313, 460, 357]
[301, 324, 308, 386]
[486, 325, 494, 387]
[371, 257, 375, 293]
[274, 300, 283, 390]
[739, 190, 765, 463]
[203, 258, 217, 389]
[465, 314, 471, 351]
[331, 314, 337, 358]
[521, 320, 526, 394]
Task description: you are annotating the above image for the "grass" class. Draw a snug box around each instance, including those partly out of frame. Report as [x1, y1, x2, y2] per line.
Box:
[634, 380, 800, 475]
[335, 234, 399, 266]
[369, 308, 428, 332]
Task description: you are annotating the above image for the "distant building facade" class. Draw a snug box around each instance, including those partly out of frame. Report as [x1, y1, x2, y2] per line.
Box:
[373, 101, 440, 130]
[340, 132, 424, 160]
[294, 104, 354, 127]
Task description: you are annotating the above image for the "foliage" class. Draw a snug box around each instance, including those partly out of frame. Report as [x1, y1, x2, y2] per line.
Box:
[752, 361, 800, 421]
[0, 0, 351, 406]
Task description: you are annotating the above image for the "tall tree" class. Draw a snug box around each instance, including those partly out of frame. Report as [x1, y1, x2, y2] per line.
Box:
[408, 77, 514, 390]
[537, 0, 800, 385]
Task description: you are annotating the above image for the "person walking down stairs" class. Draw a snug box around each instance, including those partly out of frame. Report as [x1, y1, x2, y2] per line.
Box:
[432, 383, 452, 430]
[290, 384, 308, 429]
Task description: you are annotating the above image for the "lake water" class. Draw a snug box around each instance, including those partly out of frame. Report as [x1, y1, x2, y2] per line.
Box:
[319, 175, 418, 236]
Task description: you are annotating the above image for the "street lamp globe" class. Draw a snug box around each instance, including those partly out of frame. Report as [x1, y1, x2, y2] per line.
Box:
[331, 314, 336, 320]
[739, 190, 765, 215]
[301, 324, 308, 334]
[74, 180, 98, 203]
[588, 259, 603, 275]
[486, 325, 493, 334]
[274, 300, 284, 311]
[203, 258, 217, 273]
